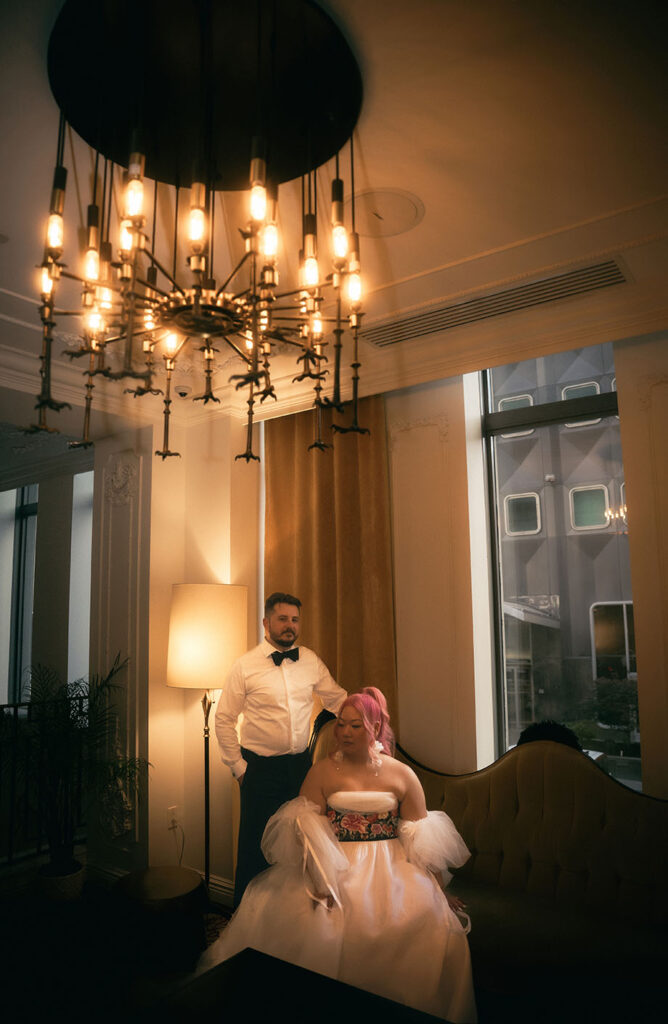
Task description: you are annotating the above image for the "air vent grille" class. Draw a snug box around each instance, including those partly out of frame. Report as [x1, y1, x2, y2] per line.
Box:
[362, 260, 626, 349]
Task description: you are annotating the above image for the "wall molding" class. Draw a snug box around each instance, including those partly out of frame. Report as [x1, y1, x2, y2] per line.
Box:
[388, 414, 449, 450]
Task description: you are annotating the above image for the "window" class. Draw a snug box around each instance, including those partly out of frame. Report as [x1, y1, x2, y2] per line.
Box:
[569, 484, 609, 530]
[562, 381, 601, 427]
[591, 602, 635, 679]
[484, 343, 638, 787]
[0, 471, 94, 705]
[498, 394, 534, 438]
[504, 493, 541, 535]
[6, 486, 39, 703]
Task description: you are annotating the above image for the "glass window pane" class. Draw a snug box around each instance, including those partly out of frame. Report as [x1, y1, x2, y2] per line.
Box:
[562, 382, 599, 400]
[499, 395, 534, 438]
[570, 486, 608, 529]
[626, 604, 636, 674]
[499, 395, 532, 412]
[563, 381, 601, 427]
[487, 344, 638, 787]
[505, 494, 540, 535]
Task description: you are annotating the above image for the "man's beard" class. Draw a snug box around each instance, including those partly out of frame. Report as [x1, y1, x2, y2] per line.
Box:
[271, 629, 296, 649]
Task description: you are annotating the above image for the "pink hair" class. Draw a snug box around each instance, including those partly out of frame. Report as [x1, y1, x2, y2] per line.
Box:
[339, 687, 395, 755]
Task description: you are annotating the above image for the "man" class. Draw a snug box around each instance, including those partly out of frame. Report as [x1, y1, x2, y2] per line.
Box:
[215, 591, 346, 905]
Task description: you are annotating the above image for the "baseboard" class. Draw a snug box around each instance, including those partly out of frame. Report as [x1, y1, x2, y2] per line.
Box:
[207, 872, 234, 909]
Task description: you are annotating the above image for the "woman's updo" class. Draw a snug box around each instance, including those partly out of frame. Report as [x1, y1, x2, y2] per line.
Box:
[338, 687, 395, 755]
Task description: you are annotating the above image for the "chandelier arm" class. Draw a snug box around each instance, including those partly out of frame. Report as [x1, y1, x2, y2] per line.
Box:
[143, 251, 187, 297]
[68, 351, 95, 449]
[134, 276, 173, 301]
[155, 358, 181, 460]
[234, 381, 261, 462]
[32, 307, 72, 430]
[215, 250, 252, 297]
[120, 259, 139, 375]
[263, 331, 303, 348]
[59, 268, 123, 296]
[331, 320, 368, 436]
[222, 336, 250, 361]
[323, 291, 344, 409]
[308, 351, 332, 453]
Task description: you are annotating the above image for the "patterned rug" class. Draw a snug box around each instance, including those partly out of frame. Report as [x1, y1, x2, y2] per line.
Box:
[205, 912, 230, 947]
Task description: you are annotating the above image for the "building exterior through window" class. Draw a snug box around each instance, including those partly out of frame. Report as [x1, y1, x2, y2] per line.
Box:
[484, 343, 639, 790]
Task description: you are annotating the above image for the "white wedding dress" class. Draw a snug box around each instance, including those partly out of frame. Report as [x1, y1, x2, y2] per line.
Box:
[200, 791, 477, 1022]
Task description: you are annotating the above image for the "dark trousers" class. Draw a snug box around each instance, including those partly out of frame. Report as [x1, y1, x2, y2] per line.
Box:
[234, 747, 311, 908]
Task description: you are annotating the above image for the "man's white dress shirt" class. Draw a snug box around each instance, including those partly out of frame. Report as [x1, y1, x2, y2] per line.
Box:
[215, 639, 346, 778]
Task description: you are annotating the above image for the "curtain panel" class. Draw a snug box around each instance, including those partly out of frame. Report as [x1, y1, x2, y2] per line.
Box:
[264, 396, 398, 729]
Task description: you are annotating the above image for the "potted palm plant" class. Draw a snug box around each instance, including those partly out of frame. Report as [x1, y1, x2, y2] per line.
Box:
[24, 654, 148, 897]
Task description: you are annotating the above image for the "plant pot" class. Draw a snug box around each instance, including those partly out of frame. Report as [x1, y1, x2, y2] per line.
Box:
[38, 861, 86, 902]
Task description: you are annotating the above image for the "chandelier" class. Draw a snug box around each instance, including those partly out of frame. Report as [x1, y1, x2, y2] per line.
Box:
[34, 0, 367, 462]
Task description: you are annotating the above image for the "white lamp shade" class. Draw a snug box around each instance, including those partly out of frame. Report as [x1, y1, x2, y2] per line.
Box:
[166, 583, 248, 689]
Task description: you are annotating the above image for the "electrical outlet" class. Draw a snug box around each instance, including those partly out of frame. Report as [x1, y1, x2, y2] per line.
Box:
[167, 805, 179, 830]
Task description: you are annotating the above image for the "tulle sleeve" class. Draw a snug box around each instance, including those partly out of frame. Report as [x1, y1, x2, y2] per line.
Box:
[398, 811, 470, 885]
[261, 796, 348, 907]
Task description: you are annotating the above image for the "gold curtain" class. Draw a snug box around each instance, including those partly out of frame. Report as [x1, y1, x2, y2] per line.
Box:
[264, 396, 398, 728]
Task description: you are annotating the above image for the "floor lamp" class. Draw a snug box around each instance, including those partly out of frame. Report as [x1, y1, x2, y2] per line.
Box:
[166, 583, 247, 892]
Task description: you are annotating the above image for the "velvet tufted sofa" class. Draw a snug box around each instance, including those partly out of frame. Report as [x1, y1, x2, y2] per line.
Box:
[400, 740, 668, 1014]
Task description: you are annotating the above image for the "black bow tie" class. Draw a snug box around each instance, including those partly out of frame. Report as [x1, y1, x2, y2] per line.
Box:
[271, 648, 299, 666]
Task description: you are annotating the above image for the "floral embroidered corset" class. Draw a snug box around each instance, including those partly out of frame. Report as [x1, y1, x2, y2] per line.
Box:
[326, 805, 399, 842]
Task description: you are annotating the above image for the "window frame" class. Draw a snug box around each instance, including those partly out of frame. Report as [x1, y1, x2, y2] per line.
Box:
[589, 600, 636, 680]
[503, 491, 541, 536]
[482, 364, 622, 756]
[498, 394, 534, 438]
[562, 381, 601, 427]
[569, 483, 610, 532]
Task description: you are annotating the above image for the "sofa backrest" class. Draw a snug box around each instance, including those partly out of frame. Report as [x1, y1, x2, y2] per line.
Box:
[403, 740, 668, 926]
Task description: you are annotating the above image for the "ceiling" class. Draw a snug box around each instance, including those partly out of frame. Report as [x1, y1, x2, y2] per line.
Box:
[1, 0, 667, 459]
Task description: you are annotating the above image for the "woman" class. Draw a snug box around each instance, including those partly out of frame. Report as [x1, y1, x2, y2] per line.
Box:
[201, 688, 477, 1022]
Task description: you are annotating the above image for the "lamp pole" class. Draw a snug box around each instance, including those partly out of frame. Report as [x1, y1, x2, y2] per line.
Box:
[202, 689, 213, 891]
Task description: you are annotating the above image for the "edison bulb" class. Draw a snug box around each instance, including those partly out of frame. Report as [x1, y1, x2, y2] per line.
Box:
[262, 222, 278, 258]
[164, 332, 179, 355]
[86, 308, 103, 334]
[46, 213, 64, 253]
[84, 247, 99, 281]
[347, 271, 362, 305]
[119, 219, 133, 255]
[40, 265, 53, 298]
[189, 207, 205, 245]
[312, 311, 323, 338]
[332, 224, 348, 260]
[98, 286, 113, 311]
[250, 184, 267, 222]
[125, 178, 144, 219]
[304, 256, 319, 287]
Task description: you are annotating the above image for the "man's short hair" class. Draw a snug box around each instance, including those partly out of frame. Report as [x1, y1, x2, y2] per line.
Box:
[516, 719, 582, 751]
[264, 592, 302, 617]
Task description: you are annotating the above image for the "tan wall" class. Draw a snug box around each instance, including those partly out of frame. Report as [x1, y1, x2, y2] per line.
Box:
[614, 332, 668, 798]
[386, 379, 477, 773]
[146, 414, 260, 900]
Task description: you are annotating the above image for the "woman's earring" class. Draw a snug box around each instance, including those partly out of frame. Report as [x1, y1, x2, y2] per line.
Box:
[368, 740, 383, 773]
[333, 748, 343, 763]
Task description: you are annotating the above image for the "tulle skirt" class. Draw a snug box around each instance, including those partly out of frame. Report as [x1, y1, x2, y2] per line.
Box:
[201, 834, 476, 1022]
